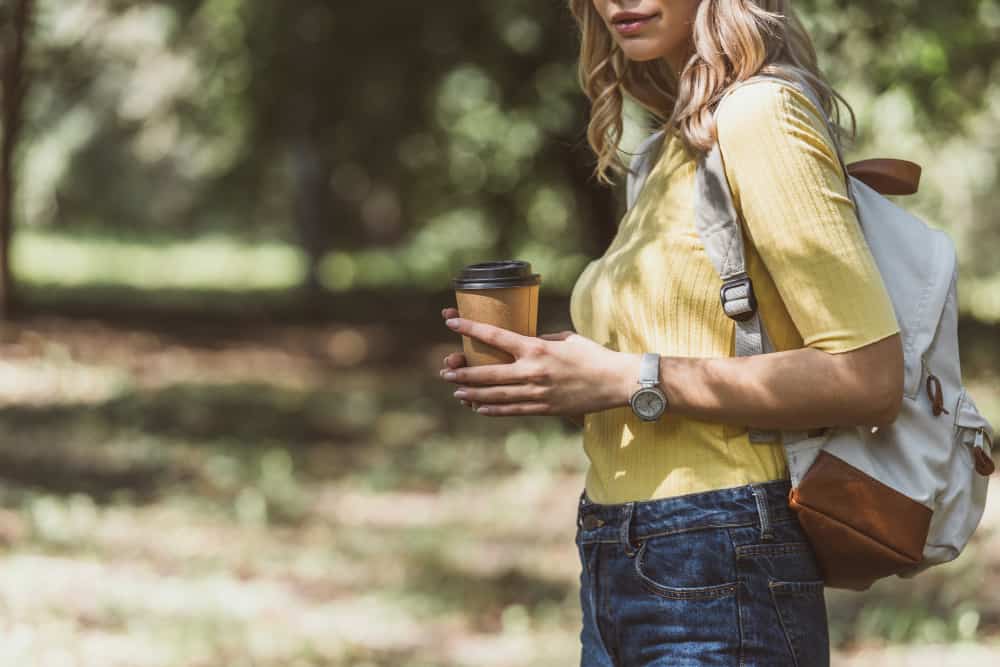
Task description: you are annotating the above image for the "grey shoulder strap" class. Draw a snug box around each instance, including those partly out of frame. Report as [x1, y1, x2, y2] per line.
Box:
[695, 138, 783, 443]
[694, 72, 837, 446]
[626, 128, 667, 211]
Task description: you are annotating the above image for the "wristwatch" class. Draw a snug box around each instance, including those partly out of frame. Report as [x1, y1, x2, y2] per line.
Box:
[629, 352, 668, 422]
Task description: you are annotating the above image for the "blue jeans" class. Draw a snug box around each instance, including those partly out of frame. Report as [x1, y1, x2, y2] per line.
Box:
[575, 479, 829, 667]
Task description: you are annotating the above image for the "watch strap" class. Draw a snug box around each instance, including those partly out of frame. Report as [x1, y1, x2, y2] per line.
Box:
[639, 352, 660, 386]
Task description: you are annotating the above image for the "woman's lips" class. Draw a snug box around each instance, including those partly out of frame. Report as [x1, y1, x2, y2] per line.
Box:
[613, 14, 657, 36]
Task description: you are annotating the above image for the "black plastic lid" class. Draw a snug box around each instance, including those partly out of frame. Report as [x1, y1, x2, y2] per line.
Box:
[452, 260, 542, 290]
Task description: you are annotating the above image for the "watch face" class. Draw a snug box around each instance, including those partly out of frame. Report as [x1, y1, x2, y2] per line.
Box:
[633, 388, 666, 419]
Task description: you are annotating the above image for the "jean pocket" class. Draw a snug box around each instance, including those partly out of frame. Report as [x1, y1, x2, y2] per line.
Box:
[736, 519, 825, 579]
[633, 529, 738, 600]
[768, 579, 829, 667]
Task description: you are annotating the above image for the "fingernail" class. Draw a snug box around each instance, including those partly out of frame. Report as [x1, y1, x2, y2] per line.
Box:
[445, 318, 460, 328]
[443, 371, 457, 380]
[453, 390, 467, 398]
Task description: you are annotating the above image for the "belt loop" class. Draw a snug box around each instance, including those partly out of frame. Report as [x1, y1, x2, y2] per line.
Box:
[619, 501, 638, 557]
[751, 484, 773, 542]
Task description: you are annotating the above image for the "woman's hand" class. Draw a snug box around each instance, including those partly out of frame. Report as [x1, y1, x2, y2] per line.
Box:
[438, 306, 636, 418]
[439, 308, 478, 411]
[438, 308, 588, 425]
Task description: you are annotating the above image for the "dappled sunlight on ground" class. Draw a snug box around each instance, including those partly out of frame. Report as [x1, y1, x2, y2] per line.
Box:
[0, 314, 997, 665]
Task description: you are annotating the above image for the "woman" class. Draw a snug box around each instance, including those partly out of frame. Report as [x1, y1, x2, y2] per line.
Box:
[439, 1, 903, 665]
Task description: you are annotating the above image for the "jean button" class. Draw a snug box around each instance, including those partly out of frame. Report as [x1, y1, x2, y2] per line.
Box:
[582, 515, 605, 530]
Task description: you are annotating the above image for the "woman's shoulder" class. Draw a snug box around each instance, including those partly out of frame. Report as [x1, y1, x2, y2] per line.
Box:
[715, 77, 829, 144]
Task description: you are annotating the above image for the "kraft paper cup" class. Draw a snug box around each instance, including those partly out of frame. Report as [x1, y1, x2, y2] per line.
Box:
[451, 260, 541, 366]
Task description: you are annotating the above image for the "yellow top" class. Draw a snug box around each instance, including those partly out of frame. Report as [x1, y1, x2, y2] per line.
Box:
[569, 79, 901, 504]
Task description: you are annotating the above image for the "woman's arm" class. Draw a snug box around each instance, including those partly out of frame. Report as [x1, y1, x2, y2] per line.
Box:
[612, 333, 904, 431]
[440, 315, 902, 431]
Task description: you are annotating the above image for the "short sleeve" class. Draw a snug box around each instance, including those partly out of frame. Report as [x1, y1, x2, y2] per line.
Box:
[715, 80, 900, 354]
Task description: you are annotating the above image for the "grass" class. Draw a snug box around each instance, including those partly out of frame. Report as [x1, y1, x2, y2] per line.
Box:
[12, 228, 307, 292]
[0, 311, 997, 666]
[0, 314, 590, 666]
[12, 226, 1000, 323]
[3, 222, 1000, 664]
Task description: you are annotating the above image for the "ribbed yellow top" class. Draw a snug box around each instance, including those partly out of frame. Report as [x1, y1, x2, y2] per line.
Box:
[569, 80, 901, 504]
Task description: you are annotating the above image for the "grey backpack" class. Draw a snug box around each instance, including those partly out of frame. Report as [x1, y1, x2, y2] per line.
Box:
[626, 73, 995, 590]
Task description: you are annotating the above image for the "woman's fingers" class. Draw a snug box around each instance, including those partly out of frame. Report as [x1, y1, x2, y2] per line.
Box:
[444, 352, 467, 369]
[473, 402, 549, 416]
[453, 384, 542, 405]
[440, 354, 467, 386]
[444, 317, 530, 362]
[440, 308, 468, 374]
[439, 308, 479, 411]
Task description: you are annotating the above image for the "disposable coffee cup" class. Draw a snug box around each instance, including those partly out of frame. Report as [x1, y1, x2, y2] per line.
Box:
[451, 260, 541, 366]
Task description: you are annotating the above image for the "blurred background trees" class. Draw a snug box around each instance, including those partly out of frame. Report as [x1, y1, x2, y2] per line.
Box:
[5, 0, 999, 315]
[0, 0, 33, 315]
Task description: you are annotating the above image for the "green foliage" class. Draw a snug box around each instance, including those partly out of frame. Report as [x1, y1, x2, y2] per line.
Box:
[14, 1, 1000, 320]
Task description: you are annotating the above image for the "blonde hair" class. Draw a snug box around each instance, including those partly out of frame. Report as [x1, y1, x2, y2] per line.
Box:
[567, 0, 856, 186]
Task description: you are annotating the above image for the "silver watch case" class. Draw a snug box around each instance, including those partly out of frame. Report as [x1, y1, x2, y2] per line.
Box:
[630, 385, 667, 421]
[630, 352, 667, 422]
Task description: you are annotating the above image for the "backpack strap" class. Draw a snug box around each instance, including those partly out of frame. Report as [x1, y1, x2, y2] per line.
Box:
[694, 134, 784, 443]
[695, 72, 841, 446]
[626, 127, 668, 211]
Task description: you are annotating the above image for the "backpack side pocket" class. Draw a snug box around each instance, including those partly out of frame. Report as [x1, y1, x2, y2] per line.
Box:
[954, 389, 995, 477]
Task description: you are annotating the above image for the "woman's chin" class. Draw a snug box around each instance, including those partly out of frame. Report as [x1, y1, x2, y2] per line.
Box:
[619, 43, 670, 64]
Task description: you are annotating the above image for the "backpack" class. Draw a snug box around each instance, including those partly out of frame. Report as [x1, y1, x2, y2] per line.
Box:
[625, 72, 995, 591]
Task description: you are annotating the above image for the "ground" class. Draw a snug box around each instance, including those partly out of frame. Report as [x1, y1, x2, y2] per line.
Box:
[0, 312, 997, 666]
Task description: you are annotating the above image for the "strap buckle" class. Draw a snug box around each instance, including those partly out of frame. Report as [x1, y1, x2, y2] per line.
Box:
[720, 274, 758, 322]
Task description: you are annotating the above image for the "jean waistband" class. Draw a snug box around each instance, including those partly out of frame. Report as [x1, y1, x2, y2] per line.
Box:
[576, 479, 793, 548]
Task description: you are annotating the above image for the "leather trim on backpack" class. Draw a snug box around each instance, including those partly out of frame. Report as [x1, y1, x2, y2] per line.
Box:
[845, 158, 922, 196]
[788, 450, 932, 591]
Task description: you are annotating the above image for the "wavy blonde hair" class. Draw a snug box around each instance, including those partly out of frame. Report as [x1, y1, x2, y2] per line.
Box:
[567, 0, 856, 186]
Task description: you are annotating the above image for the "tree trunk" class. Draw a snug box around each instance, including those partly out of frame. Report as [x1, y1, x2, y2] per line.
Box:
[0, 0, 33, 319]
[290, 132, 331, 294]
[564, 137, 620, 259]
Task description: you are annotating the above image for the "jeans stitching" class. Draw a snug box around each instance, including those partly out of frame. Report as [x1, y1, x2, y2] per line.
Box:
[576, 519, 760, 545]
[633, 520, 757, 540]
[596, 545, 620, 667]
[751, 484, 774, 541]
[769, 581, 803, 667]
[735, 542, 812, 558]
[730, 528, 747, 667]
[768, 579, 826, 667]
[619, 502, 637, 558]
[585, 543, 617, 666]
[633, 540, 739, 600]
[769, 580, 825, 595]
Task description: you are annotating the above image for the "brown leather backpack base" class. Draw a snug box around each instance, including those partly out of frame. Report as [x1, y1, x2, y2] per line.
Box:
[788, 450, 933, 591]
